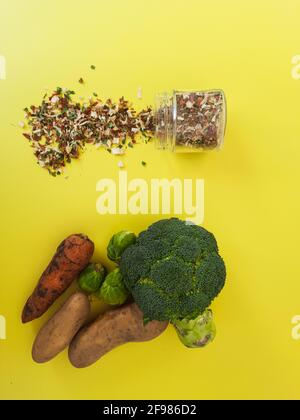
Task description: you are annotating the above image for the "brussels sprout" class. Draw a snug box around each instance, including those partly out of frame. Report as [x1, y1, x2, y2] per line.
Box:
[98, 268, 129, 305]
[78, 262, 106, 294]
[107, 231, 136, 262]
[173, 309, 216, 348]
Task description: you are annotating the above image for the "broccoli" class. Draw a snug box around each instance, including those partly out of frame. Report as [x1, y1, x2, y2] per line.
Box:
[120, 218, 226, 323]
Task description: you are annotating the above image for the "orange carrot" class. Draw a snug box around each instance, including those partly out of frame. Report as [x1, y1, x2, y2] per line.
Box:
[22, 234, 94, 323]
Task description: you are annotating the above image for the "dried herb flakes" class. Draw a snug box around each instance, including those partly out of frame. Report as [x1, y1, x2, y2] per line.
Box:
[22, 88, 154, 175]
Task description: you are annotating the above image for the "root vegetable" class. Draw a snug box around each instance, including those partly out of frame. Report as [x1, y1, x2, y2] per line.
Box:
[69, 303, 168, 368]
[22, 234, 94, 323]
[32, 292, 90, 363]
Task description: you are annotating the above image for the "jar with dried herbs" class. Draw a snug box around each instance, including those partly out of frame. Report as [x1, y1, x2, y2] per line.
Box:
[155, 90, 226, 152]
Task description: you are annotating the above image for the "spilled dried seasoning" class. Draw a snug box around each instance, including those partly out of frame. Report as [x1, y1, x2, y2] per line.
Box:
[23, 88, 154, 175]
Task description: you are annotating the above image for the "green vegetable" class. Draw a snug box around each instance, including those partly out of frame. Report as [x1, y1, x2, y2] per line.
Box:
[120, 218, 226, 322]
[98, 268, 129, 305]
[78, 263, 106, 294]
[107, 231, 136, 262]
[173, 309, 216, 348]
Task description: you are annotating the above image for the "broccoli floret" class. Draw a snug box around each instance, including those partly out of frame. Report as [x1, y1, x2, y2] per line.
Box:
[120, 218, 226, 322]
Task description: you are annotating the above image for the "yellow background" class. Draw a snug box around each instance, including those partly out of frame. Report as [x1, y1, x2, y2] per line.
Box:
[0, 0, 300, 400]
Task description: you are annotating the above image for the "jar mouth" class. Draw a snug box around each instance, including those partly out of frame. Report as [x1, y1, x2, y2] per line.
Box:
[154, 92, 173, 150]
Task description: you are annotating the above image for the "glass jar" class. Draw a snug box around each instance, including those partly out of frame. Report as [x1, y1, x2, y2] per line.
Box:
[155, 90, 226, 152]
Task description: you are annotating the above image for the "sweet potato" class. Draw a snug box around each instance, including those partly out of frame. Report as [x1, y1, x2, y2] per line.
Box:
[32, 292, 90, 363]
[22, 234, 94, 323]
[68, 303, 168, 368]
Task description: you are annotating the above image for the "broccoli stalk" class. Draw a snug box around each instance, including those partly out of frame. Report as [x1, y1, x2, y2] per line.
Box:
[173, 309, 216, 348]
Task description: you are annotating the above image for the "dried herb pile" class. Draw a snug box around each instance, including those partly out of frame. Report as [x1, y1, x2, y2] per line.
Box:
[23, 88, 154, 175]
